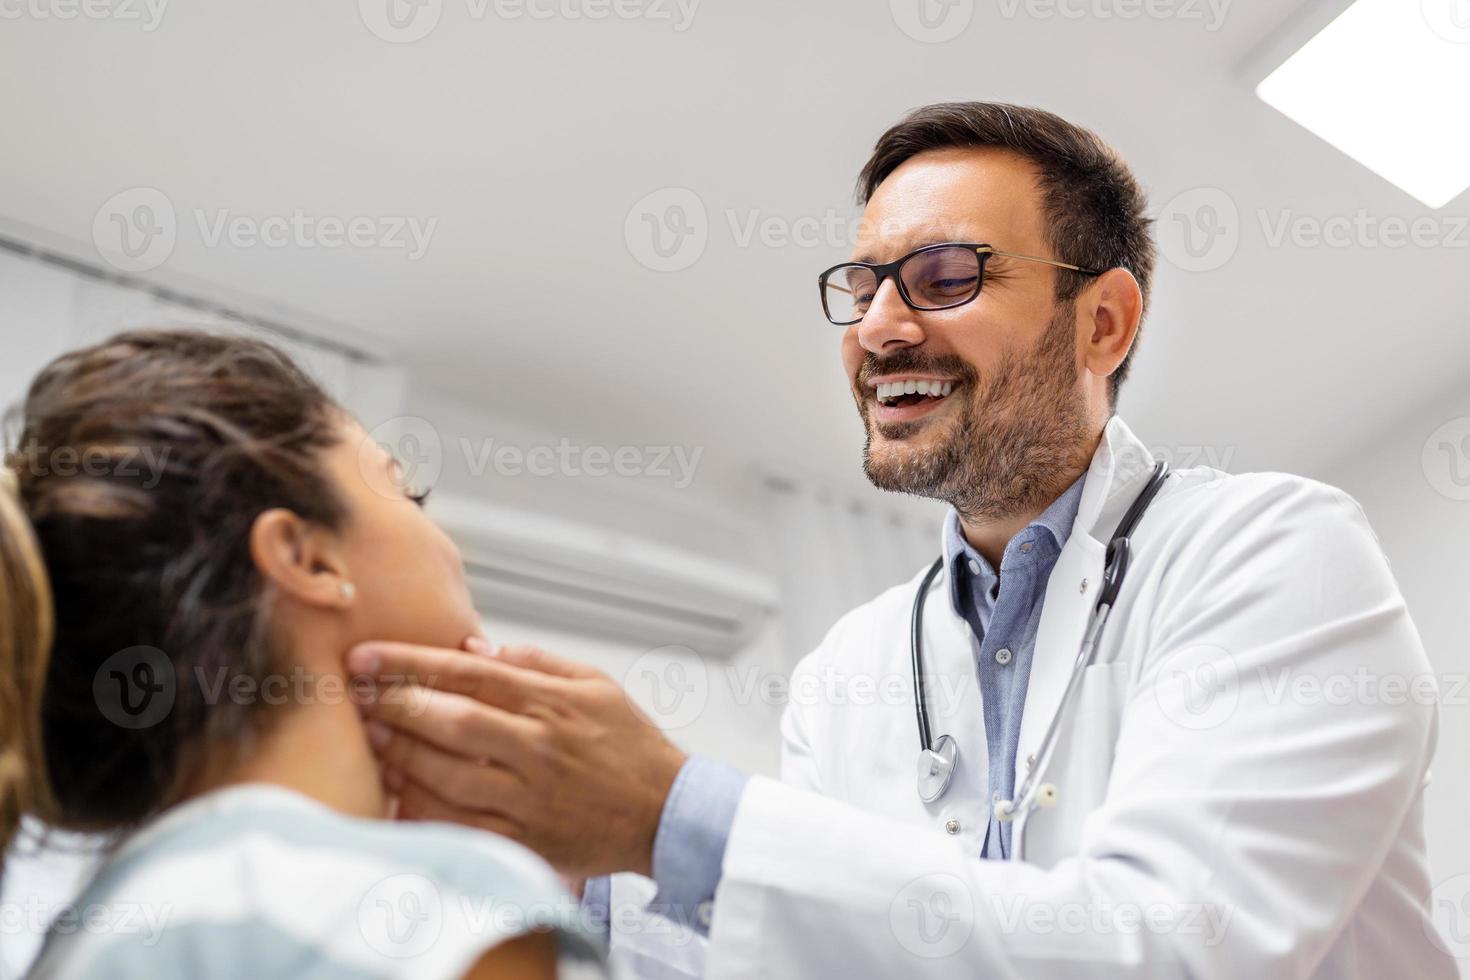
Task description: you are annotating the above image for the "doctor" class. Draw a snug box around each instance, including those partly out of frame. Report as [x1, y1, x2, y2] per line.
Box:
[351, 102, 1455, 978]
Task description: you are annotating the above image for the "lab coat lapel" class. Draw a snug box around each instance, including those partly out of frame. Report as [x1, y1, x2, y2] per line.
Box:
[1013, 417, 1154, 796]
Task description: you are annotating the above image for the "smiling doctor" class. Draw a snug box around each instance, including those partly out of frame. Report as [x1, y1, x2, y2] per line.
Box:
[352, 102, 1456, 978]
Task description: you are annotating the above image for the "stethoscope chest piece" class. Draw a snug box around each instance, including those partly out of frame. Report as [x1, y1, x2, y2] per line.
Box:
[916, 733, 958, 803]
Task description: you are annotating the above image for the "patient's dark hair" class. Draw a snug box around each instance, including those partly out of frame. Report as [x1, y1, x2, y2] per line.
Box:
[0, 329, 347, 876]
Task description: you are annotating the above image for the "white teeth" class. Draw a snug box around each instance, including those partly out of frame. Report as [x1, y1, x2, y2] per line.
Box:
[874, 378, 956, 404]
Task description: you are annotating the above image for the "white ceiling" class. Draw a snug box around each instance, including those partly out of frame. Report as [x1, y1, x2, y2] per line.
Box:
[1, 0, 1466, 494]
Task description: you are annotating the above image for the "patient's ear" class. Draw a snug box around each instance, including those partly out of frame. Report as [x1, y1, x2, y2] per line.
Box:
[249, 508, 353, 610]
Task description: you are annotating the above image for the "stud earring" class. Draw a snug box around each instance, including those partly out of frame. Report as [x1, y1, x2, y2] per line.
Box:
[340, 581, 357, 602]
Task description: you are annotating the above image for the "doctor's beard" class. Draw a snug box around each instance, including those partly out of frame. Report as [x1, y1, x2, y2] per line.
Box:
[857, 305, 1093, 525]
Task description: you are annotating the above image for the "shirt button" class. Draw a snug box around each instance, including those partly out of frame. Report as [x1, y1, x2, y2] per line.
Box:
[995, 647, 1013, 666]
[696, 901, 714, 926]
[944, 819, 960, 834]
[967, 558, 981, 576]
[1025, 753, 1036, 770]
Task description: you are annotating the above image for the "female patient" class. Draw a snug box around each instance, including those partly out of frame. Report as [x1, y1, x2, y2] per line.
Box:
[0, 329, 603, 979]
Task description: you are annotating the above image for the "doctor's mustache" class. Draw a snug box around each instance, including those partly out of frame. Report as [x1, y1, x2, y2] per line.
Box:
[854, 351, 979, 394]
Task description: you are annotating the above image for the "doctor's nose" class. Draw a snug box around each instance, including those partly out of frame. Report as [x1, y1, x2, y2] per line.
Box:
[856, 279, 927, 354]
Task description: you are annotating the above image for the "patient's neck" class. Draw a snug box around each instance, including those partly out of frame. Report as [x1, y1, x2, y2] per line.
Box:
[194, 623, 385, 820]
[217, 696, 386, 819]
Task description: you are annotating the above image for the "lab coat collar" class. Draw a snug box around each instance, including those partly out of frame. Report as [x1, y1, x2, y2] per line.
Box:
[1011, 414, 1159, 831]
[1073, 414, 1158, 545]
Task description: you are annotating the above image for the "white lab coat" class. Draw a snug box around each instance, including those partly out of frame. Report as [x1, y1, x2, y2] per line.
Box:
[621, 416, 1456, 979]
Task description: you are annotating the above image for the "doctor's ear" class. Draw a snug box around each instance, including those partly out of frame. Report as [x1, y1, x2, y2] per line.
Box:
[1078, 266, 1143, 382]
[249, 508, 356, 610]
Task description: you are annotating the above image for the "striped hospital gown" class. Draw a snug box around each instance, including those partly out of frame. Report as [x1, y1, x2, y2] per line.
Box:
[24, 784, 607, 980]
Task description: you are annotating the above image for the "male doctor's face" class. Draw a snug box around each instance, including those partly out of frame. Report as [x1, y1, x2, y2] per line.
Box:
[841, 148, 1093, 523]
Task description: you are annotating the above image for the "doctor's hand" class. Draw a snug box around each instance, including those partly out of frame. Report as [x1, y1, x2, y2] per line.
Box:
[349, 638, 688, 879]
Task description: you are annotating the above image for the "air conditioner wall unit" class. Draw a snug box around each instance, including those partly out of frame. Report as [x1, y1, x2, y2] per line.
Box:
[430, 494, 779, 658]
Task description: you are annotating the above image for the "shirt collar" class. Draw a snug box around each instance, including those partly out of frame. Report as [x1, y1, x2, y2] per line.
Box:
[942, 473, 1087, 616]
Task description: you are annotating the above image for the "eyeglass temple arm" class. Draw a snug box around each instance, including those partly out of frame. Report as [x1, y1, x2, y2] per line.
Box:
[977, 247, 1104, 276]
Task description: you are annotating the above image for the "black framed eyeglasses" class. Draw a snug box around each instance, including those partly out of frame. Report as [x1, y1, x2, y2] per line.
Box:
[817, 243, 1105, 326]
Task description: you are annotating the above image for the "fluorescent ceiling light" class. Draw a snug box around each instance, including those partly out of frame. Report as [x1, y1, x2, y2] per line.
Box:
[1256, 0, 1470, 209]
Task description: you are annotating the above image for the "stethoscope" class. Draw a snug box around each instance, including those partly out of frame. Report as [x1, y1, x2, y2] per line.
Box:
[913, 460, 1171, 838]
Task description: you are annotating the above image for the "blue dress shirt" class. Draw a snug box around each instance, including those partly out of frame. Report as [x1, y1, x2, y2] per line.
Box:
[587, 474, 1087, 931]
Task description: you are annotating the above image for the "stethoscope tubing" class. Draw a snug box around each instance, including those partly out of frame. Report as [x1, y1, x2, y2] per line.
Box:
[912, 460, 1170, 830]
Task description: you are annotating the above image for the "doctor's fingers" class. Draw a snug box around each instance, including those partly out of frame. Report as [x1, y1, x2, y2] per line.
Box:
[350, 639, 564, 715]
[364, 684, 544, 771]
[394, 775, 526, 843]
[371, 723, 532, 816]
[464, 638, 599, 680]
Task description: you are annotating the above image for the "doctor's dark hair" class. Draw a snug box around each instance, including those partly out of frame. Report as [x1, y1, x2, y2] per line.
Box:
[856, 101, 1156, 404]
[0, 329, 347, 877]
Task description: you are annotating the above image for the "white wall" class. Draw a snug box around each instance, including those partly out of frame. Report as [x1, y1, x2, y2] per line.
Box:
[1321, 380, 1470, 905]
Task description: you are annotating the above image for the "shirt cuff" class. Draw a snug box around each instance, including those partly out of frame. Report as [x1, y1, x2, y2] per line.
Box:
[650, 754, 749, 933]
[580, 874, 612, 942]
